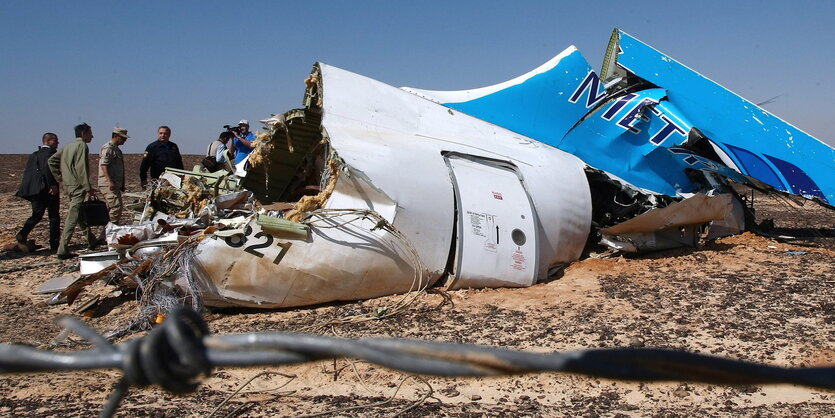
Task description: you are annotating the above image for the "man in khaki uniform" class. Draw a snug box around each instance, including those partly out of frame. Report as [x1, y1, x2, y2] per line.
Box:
[99, 127, 128, 226]
[48, 123, 99, 260]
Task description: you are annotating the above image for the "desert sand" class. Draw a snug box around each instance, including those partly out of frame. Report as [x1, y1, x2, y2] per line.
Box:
[0, 153, 833, 416]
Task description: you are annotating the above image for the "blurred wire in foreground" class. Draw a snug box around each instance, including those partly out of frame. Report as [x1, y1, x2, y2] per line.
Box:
[1, 308, 833, 418]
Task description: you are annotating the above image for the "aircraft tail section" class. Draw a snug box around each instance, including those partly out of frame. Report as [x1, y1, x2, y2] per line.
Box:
[403, 29, 834, 205]
[605, 29, 834, 203]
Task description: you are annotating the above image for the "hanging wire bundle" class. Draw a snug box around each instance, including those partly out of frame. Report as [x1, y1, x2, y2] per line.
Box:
[298, 208, 432, 331]
[81, 235, 209, 341]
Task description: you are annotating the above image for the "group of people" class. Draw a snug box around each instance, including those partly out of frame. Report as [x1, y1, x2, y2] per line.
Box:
[15, 120, 257, 259]
[13, 122, 209, 260]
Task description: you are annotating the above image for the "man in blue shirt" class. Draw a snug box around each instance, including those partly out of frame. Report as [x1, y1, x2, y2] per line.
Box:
[232, 120, 256, 165]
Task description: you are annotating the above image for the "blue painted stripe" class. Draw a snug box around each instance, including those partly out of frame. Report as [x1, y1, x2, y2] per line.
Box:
[765, 154, 827, 202]
[725, 144, 786, 191]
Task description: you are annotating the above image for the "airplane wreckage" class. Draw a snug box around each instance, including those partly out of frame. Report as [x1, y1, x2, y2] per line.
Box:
[58, 29, 834, 321]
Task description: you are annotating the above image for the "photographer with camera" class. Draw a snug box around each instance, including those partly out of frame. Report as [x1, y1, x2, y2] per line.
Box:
[230, 120, 256, 165]
[202, 131, 233, 172]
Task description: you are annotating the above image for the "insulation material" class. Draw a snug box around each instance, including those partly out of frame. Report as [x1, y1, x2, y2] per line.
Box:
[246, 131, 274, 168]
[179, 176, 209, 217]
[259, 114, 293, 153]
[285, 159, 340, 222]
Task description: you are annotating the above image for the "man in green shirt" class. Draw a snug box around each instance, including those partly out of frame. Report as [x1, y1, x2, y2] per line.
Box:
[48, 123, 100, 259]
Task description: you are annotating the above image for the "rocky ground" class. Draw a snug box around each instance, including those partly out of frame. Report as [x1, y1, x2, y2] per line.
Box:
[0, 153, 833, 416]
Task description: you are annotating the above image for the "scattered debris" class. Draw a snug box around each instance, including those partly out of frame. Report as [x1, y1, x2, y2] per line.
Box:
[34, 274, 78, 294]
[46, 28, 834, 337]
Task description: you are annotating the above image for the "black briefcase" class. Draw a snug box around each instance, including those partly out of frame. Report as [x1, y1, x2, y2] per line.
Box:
[81, 195, 110, 226]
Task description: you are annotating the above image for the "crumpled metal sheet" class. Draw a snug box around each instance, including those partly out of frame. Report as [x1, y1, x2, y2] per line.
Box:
[190, 172, 433, 308]
[601, 193, 733, 235]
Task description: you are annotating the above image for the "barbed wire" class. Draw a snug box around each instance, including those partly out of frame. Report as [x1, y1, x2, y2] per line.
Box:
[1, 308, 833, 417]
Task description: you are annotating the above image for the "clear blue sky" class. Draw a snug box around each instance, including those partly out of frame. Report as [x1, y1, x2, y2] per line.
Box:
[2, 1, 833, 154]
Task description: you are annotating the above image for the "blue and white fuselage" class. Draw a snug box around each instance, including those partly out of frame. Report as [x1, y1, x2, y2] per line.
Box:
[404, 30, 834, 204]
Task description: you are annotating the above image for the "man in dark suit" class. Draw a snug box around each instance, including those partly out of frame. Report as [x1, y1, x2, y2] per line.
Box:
[139, 125, 183, 189]
[15, 132, 61, 252]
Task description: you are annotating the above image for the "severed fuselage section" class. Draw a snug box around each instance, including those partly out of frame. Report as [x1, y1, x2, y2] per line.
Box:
[91, 29, 832, 311]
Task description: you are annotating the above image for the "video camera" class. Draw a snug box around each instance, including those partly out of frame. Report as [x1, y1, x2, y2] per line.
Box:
[223, 124, 242, 134]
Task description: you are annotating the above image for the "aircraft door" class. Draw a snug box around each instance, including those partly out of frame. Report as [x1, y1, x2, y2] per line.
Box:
[445, 154, 538, 289]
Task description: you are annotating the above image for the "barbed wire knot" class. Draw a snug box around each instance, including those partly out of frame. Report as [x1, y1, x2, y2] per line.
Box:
[120, 308, 211, 394]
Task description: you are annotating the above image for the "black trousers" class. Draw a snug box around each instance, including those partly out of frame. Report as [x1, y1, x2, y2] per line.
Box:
[18, 192, 60, 249]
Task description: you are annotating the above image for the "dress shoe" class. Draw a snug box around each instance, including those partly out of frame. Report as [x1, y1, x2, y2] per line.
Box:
[88, 239, 107, 250]
[15, 234, 30, 253]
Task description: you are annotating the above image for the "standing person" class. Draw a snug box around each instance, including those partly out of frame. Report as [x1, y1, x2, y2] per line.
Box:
[98, 127, 128, 227]
[232, 120, 257, 164]
[15, 133, 61, 252]
[48, 123, 99, 260]
[202, 131, 233, 172]
[139, 125, 183, 189]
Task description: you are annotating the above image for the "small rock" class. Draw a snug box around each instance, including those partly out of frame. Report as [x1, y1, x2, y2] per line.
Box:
[629, 337, 645, 347]
[673, 389, 689, 398]
[471, 394, 482, 401]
